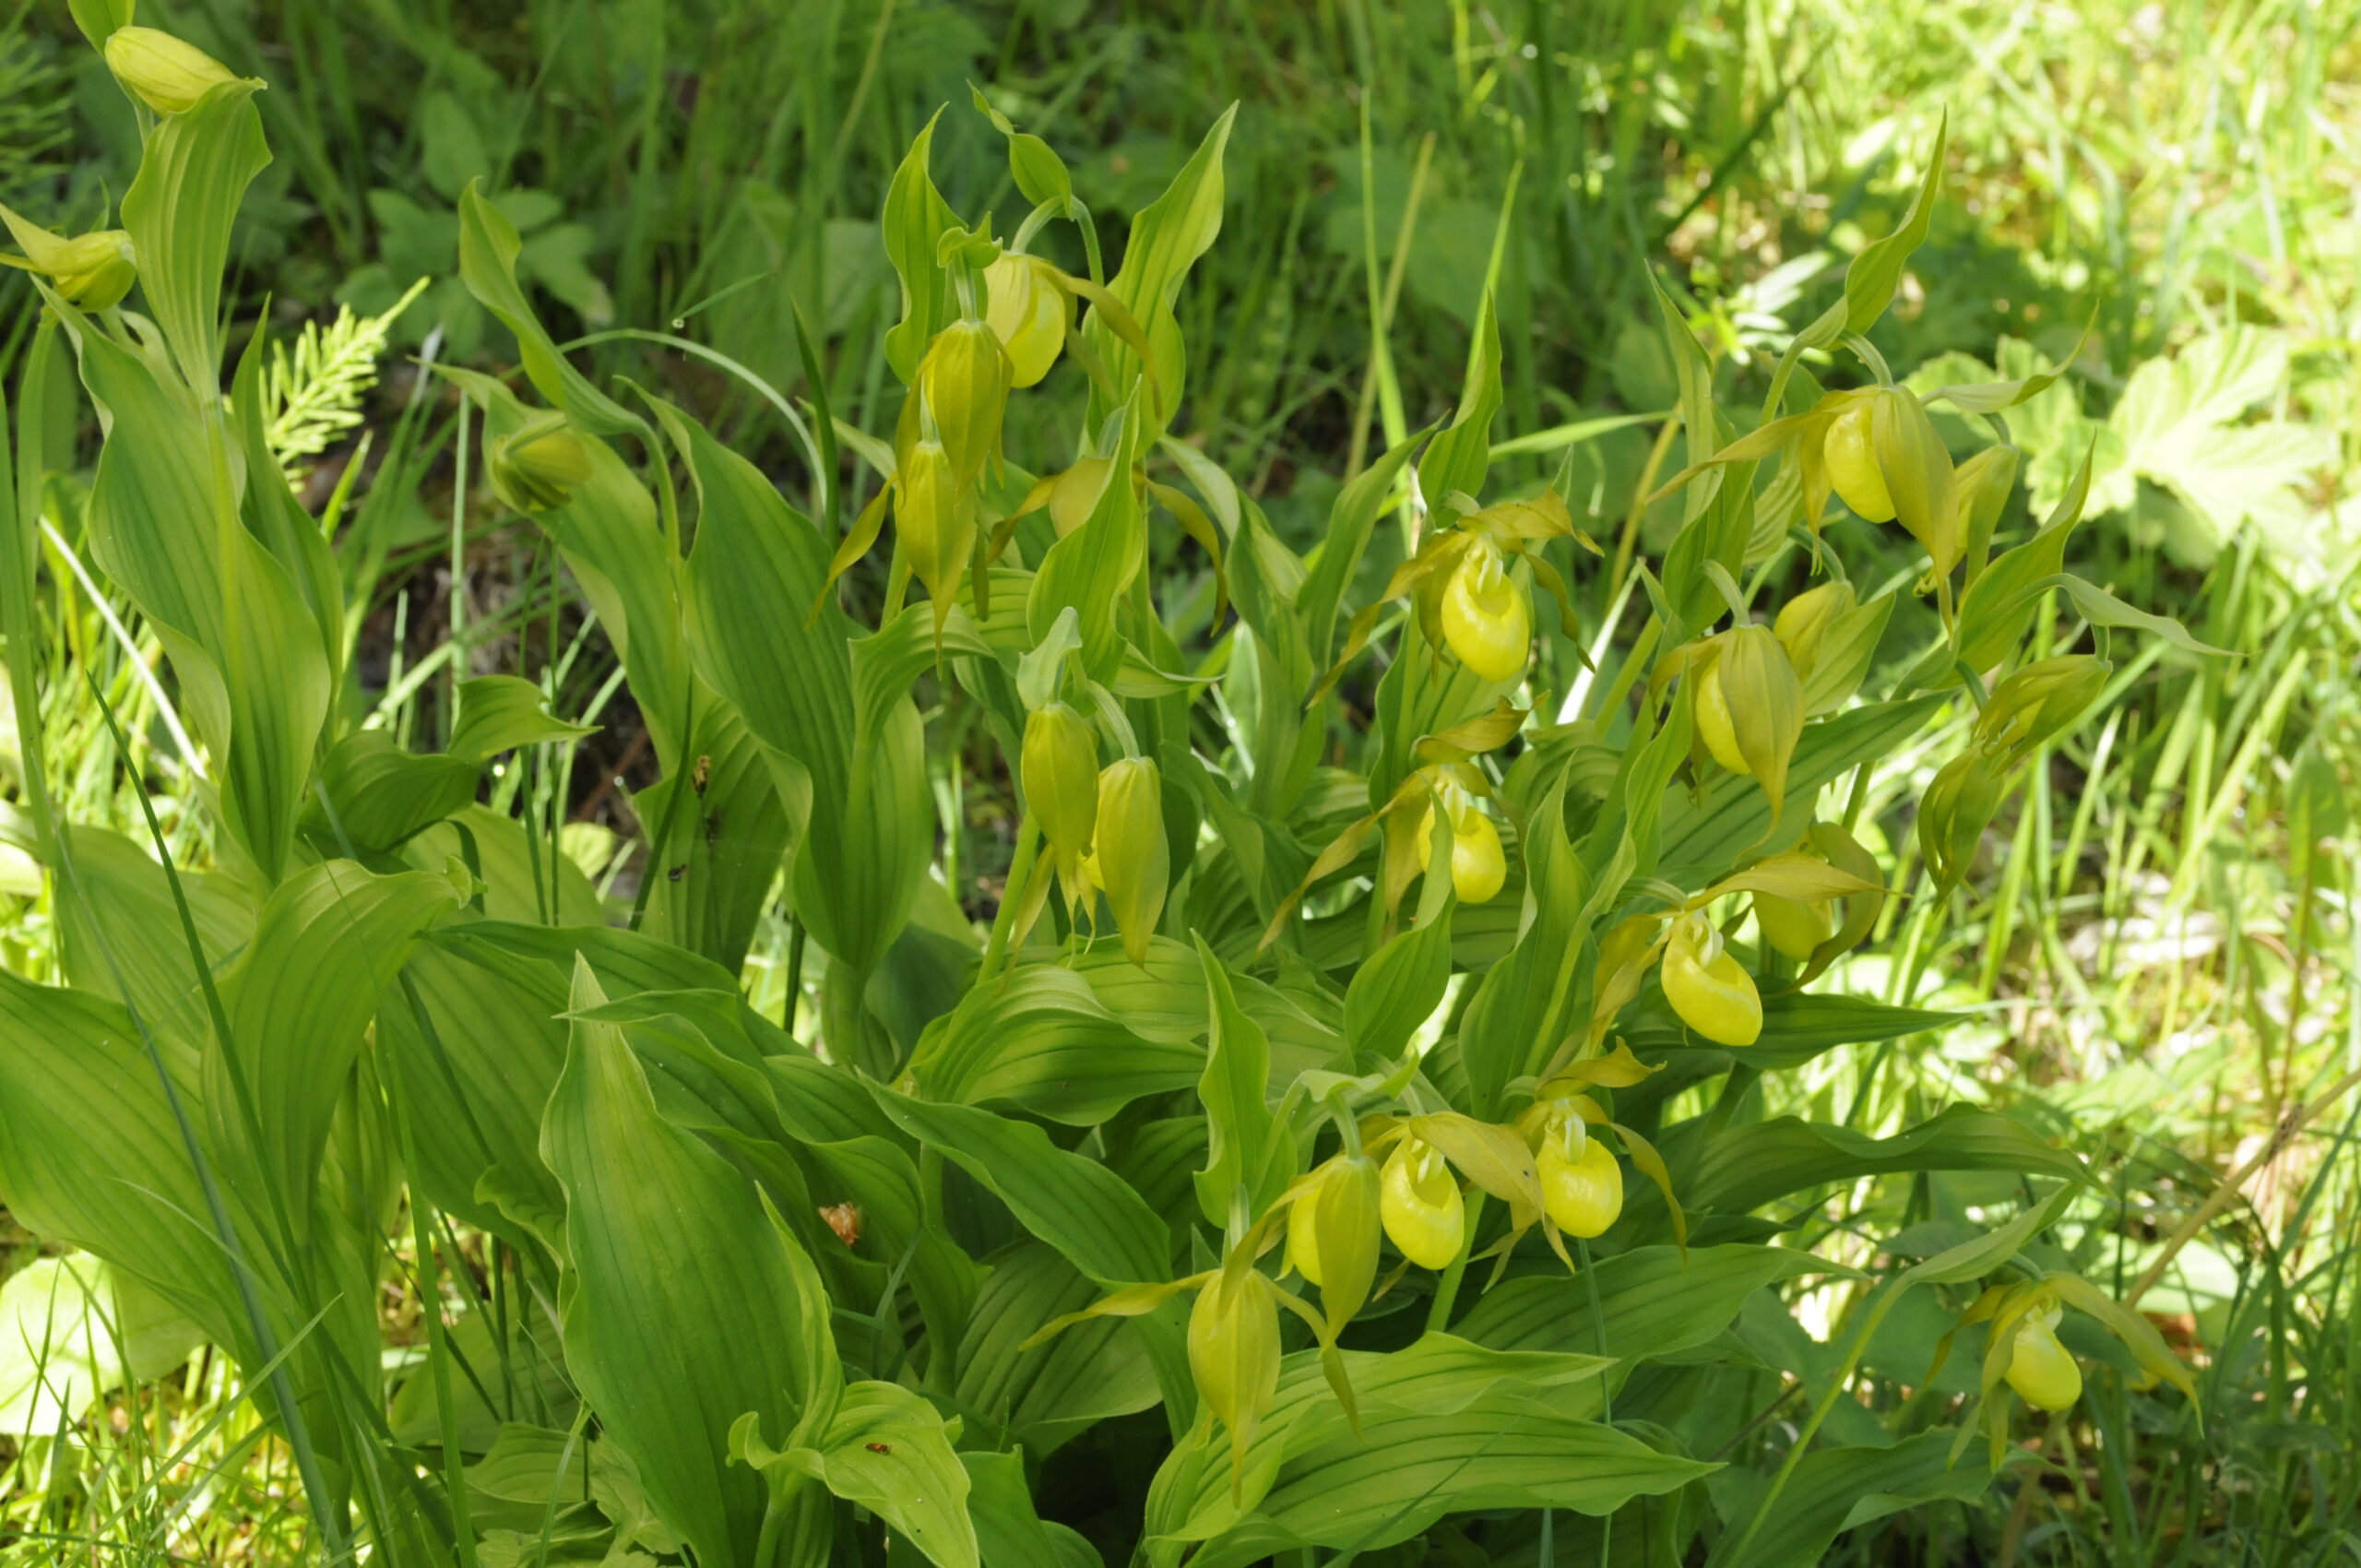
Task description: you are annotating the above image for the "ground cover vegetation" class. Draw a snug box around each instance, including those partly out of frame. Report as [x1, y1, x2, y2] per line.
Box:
[0, 2, 2355, 1565]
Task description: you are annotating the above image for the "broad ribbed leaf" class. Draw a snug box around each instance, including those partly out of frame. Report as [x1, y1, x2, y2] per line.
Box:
[1658, 698, 1944, 884]
[120, 80, 269, 392]
[51, 825, 253, 1038]
[540, 958, 832, 1568]
[908, 964, 1203, 1124]
[69, 324, 331, 882]
[1192, 938, 1287, 1228]
[871, 1088, 1171, 1286]
[1705, 1430, 1990, 1568]
[675, 409, 922, 978]
[0, 974, 236, 1347]
[208, 860, 461, 1210]
[379, 929, 572, 1242]
[457, 182, 646, 437]
[1679, 1107, 2085, 1217]
[1344, 903, 1453, 1067]
[1456, 1244, 1836, 1361]
[955, 1242, 1159, 1455]
[1084, 106, 1235, 435]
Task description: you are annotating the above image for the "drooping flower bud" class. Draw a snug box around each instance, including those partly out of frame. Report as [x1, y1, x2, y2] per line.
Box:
[489, 412, 593, 513]
[895, 434, 976, 628]
[1823, 399, 1893, 522]
[0, 206, 136, 312]
[1975, 656, 2109, 760]
[1438, 536, 1530, 683]
[104, 27, 240, 116]
[1662, 909, 1761, 1046]
[1953, 444, 2018, 585]
[1187, 1255, 1281, 1482]
[1022, 702, 1098, 905]
[983, 252, 1067, 388]
[1049, 456, 1114, 537]
[1412, 782, 1507, 905]
[1691, 652, 1750, 777]
[1378, 1136, 1464, 1269]
[1918, 746, 2008, 893]
[1773, 579, 1856, 683]
[1536, 1112, 1623, 1238]
[1288, 1155, 1382, 1336]
[1752, 891, 1833, 962]
[2004, 1308, 2082, 1411]
[1692, 628, 1804, 810]
[915, 317, 1012, 490]
[1828, 388, 1960, 572]
[1093, 758, 1169, 966]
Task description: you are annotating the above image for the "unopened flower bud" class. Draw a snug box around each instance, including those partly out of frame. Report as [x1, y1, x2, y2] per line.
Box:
[1918, 747, 2008, 893]
[983, 253, 1067, 388]
[1975, 655, 2108, 760]
[1187, 1257, 1281, 1479]
[1023, 702, 1098, 902]
[1289, 1154, 1382, 1336]
[105, 27, 239, 116]
[916, 317, 1012, 490]
[1773, 579, 1856, 683]
[1438, 537, 1530, 683]
[1823, 399, 1893, 523]
[1093, 758, 1169, 966]
[895, 435, 976, 627]
[0, 206, 136, 312]
[489, 413, 593, 513]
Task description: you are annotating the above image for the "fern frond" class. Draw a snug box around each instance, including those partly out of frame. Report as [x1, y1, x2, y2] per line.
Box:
[263, 276, 431, 484]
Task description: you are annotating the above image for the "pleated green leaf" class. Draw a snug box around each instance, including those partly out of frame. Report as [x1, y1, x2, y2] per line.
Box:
[120, 79, 269, 392]
[203, 861, 459, 1210]
[540, 957, 834, 1568]
[1679, 1106, 2085, 1218]
[872, 1087, 1172, 1286]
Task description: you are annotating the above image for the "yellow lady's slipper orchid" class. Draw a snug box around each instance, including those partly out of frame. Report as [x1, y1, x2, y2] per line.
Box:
[1379, 1136, 1465, 1268]
[1413, 785, 1507, 905]
[1439, 537, 1530, 683]
[1663, 910, 1761, 1046]
[983, 253, 1067, 388]
[2004, 1307, 2082, 1411]
[1536, 1113, 1623, 1238]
